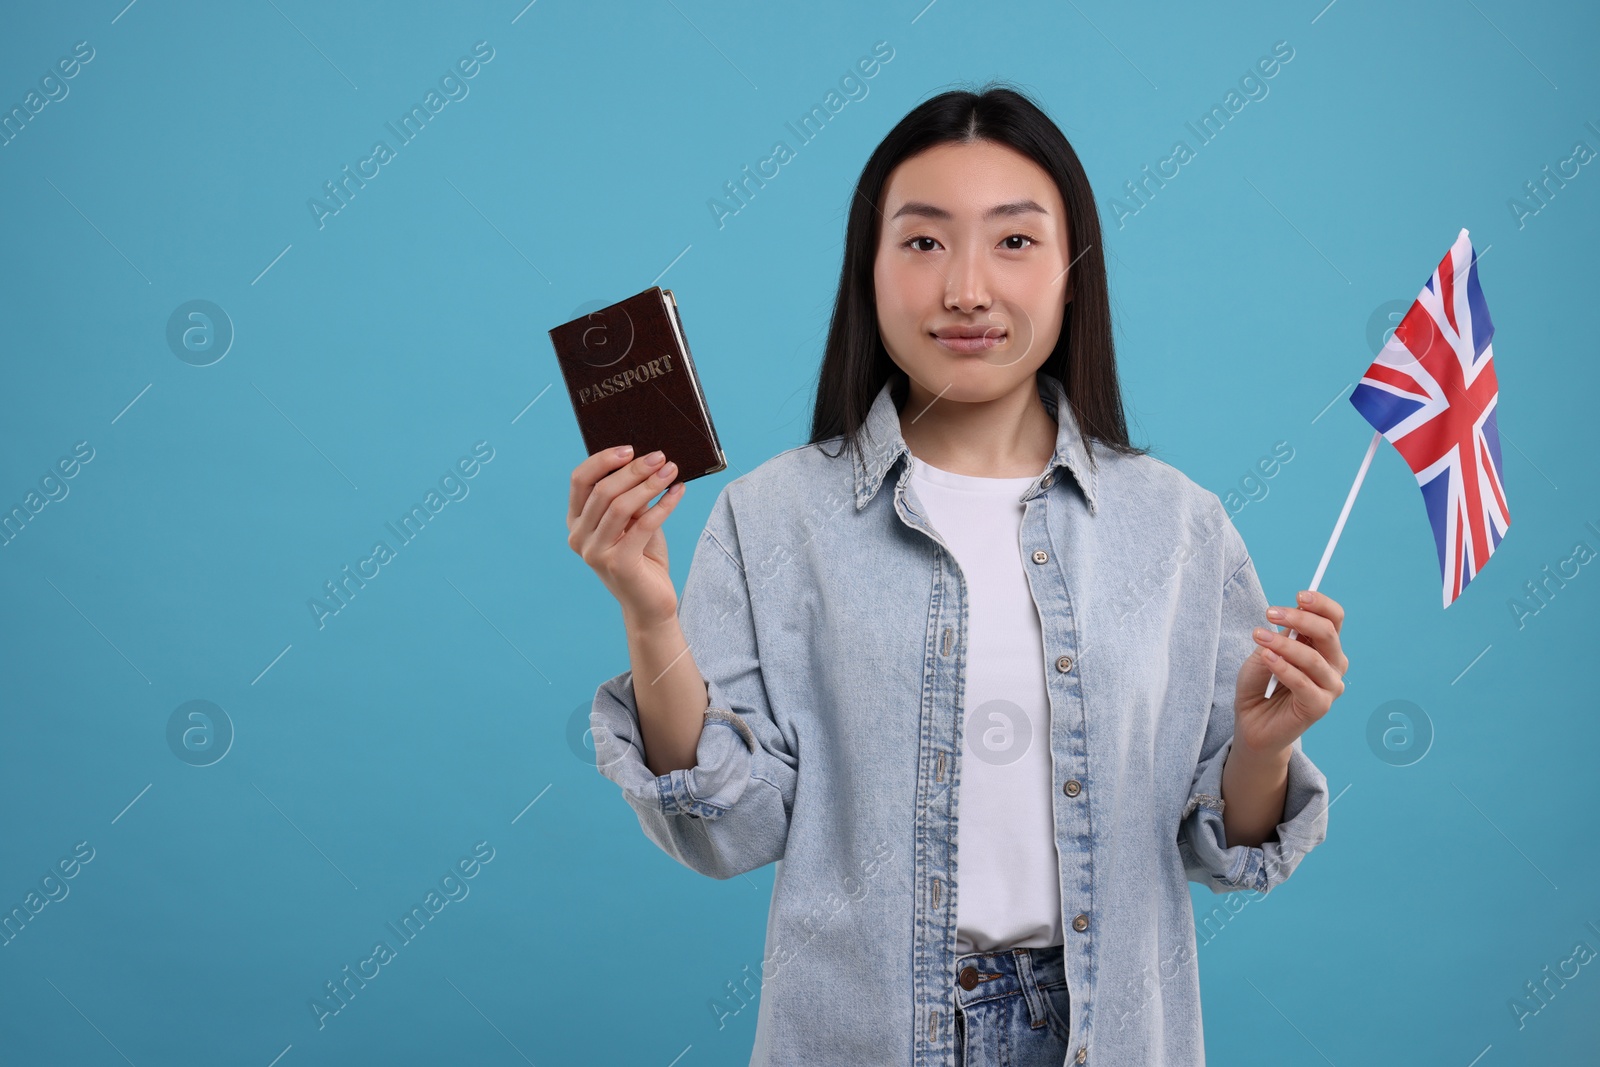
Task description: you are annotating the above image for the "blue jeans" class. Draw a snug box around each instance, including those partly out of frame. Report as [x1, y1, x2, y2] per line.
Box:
[952, 944, 1073, 1067]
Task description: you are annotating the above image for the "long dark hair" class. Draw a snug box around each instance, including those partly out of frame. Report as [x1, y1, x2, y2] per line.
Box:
[808, 82, 1148, 469]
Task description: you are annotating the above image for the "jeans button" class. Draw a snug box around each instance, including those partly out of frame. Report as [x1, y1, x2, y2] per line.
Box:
[958, 965, 980, 990]
[1072, 913, 1089, 932]
[1063, 778, 1081, 797]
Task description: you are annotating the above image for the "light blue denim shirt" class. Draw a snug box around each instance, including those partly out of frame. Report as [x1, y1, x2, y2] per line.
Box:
[591, 371, 1330, 1066]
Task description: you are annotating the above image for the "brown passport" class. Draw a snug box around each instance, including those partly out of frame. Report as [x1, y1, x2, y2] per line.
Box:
[547, 286, 727, 482]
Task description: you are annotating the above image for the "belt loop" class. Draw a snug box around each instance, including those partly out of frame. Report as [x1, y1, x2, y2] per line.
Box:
[1012, 948, 1050, 1030]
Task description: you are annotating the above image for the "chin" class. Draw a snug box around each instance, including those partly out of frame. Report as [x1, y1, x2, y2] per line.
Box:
[904, 363, 1028, 405]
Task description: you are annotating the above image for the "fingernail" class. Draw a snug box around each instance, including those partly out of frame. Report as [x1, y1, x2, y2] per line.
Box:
[615, 445, 633, 457]
[1297, 590, 1313, 604]
[1266, 607, 1285, 621]
[1253, 627, 1271, 641]
[644, 450, 664, 465]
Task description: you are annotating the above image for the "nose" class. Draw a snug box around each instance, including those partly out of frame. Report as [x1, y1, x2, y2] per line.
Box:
[944, 244, 991, 313]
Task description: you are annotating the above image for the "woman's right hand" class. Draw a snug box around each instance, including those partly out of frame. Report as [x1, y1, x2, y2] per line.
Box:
[567, 445, 687, 628]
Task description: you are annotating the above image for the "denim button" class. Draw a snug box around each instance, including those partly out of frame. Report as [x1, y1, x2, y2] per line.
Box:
[958, 966, 979, 990]
[1041, 472, 1054, 489]
[1032, 549, 1049, 564]
[1076, 1047, 1087, 1063]
[1056, 655, 1074, 673]
[1063, 779, 1081, 797]
[1071, 913, 1089, 932]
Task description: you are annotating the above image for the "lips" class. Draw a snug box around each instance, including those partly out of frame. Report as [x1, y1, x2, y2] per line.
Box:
[932, 326, 1007, 353]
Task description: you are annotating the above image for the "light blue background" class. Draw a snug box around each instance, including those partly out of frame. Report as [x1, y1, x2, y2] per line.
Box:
[1, 1, 1595, 1064]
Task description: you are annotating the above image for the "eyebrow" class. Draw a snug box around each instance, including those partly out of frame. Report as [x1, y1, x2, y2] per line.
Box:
[888, 199, 1049, 221]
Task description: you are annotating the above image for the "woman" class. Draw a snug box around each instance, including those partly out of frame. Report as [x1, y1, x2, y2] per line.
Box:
[567, 83, 1346, 1067]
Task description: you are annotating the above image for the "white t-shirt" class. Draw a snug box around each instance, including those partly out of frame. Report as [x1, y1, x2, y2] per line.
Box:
[907, 454, 1064, 954]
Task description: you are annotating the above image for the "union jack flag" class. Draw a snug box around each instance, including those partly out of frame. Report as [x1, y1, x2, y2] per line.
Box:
[1349, 228, 1510, 607]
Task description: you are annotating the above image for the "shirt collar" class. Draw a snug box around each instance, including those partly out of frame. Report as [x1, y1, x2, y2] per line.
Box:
[851, 372, 1100, 514]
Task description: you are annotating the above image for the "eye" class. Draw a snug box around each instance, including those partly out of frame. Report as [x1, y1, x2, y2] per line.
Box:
[900, 233, 1039, 252]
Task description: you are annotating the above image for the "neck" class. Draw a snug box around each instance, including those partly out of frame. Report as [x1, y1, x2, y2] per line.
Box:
[897, 375, 1057, 478]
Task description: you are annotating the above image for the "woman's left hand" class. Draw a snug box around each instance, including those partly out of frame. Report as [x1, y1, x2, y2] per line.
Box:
[1232, 590, 1349, 756]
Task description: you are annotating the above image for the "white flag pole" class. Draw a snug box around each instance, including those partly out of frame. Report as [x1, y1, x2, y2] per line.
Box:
[1263, 429, 1383, 699]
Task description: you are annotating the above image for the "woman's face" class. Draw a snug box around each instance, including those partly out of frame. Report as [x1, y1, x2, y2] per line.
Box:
[873, 139, 1074, 404]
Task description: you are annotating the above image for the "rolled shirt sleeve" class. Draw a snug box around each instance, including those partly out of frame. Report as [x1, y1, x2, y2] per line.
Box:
[589, 485, 799, 881]
[1177, 511, 1330, 895]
